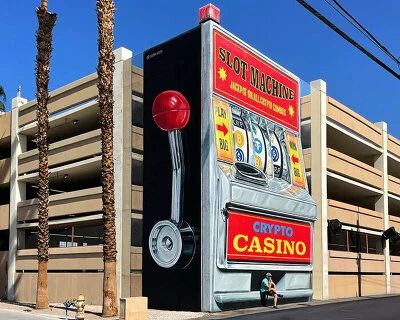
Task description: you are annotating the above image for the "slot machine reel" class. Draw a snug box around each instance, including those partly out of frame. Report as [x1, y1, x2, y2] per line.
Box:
[269, 126, 284, 179]
[232, 107, 267, 185]
[250, 114, 273, 178]
[232, 106, 249, 164]
[276, 127, 291, 183]
[149, 90, 197, 269]
[268, 124, 292, 190]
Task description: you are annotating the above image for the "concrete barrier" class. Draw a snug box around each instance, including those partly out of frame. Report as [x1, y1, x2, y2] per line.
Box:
[120, 297, 148, 320]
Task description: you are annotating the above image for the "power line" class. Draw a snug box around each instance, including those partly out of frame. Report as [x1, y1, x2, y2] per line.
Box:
[322, 0, 377, 49]
[296, 0, 400, 80]
[328, 0, 400, 66]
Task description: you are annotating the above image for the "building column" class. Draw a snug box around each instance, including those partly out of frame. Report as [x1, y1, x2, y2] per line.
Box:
[310, 80, 329, 300]
[374, 121, 390, 293]
[113, 47, 133, 301]
[7, 94, 27, 301]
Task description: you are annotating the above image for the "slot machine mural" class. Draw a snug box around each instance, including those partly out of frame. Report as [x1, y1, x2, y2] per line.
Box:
[143, 5, 316, 312]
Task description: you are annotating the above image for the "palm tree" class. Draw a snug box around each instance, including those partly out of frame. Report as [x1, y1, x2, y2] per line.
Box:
[96, 0, 118, 316]
[35, 0, 56, 309]
[0, 86, 6, 112]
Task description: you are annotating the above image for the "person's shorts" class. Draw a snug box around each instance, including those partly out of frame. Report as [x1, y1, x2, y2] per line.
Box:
[268, 290, 276, 295]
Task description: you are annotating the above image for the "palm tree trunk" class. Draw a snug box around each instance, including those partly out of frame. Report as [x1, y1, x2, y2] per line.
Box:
[35, 1, 56, 310]
[96, 0, 118, 316]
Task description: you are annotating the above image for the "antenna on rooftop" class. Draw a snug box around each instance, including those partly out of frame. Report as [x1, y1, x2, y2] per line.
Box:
[17, 86, 21, 99]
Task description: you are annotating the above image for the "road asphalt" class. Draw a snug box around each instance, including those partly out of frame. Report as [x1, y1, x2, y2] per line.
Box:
[205, 295, 400, 320]
[1, 296, 399, 319]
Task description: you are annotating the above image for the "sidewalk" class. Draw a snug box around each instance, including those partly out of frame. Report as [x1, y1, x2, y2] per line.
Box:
[0, 300, 205, 320]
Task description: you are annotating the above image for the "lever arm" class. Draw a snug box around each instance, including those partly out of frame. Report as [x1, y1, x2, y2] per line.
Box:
[168, 130, 185, 224]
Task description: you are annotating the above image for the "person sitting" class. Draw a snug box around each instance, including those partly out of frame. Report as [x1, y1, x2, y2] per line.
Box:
[260, 272, 283, 309]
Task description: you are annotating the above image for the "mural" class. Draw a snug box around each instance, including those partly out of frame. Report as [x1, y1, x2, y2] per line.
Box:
[143, 17, 316, 312]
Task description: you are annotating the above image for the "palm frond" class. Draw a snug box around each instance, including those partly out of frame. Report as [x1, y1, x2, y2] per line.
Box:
[0, 86, 6, 102]
[0, 86, 6, 112]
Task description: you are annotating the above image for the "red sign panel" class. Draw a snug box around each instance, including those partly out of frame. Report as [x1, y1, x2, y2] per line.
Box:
[227, 211, 311, 264]
[213, 30, 299, 132]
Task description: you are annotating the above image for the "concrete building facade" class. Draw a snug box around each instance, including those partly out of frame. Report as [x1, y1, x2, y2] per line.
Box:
[0, 48, 144, 305]
[302, 80, 400, 300]
[0, 51, 400, 305]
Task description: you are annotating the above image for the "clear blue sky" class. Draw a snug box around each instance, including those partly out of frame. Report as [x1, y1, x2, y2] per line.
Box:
[1, 1, 399, 136]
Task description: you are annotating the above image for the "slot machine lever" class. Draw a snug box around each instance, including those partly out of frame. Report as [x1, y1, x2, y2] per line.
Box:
[168, 129, 184, 224]
[149, 90, 197, 269]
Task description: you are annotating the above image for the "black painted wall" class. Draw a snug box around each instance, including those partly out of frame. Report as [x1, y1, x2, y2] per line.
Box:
[143, 26, 202, 311]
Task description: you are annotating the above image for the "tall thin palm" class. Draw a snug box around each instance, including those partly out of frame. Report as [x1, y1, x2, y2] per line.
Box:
[35, 0, 56, 309]
[97, 0, 118, 316]
[0, 86, 6, 112]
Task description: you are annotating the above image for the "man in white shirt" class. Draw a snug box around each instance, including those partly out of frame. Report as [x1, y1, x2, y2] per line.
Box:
[260, 272, 283, 308]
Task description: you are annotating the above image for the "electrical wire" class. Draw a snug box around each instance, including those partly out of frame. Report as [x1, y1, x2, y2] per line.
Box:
[325, 0, 400, 65]
[296, 0, 400, 80]
[322, 0, 375, 46]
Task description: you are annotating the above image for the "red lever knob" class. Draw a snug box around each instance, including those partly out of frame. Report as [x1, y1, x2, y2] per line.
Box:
[152, 90, 191, 131]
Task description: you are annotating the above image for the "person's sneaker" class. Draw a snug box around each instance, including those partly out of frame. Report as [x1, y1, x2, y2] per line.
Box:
[273, 305, 278, 309]
[277, 294, 284, 298]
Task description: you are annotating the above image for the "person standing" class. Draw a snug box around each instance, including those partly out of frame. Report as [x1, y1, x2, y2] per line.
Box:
[260, 272, 283, 309]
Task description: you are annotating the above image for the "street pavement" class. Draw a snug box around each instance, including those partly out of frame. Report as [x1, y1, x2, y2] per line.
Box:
[206, 296, 400, 320]
[0, 296, 399, 319]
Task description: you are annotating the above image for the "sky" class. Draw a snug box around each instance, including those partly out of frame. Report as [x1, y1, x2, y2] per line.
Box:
[1, 1, 399, 136]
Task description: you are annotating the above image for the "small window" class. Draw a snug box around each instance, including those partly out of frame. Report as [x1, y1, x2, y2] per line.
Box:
[390, 239, 400, 256]
[367, 234, 383, 254]
[328, 228, 347, 251]
[359, 233, 368, 253]
[131, 218, 143, 247]
[21, 223, 103, 249]
[0, 230, 9, 250]
[74, 224, 103, 246]
[348, 231, 359, 253]
[48, 226, 73, 248]
[24, 230, 37, 249]
[327, 228, 383, 255]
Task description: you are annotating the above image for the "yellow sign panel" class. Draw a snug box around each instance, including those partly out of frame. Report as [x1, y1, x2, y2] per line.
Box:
[285, 132, 305, 188]
[213, 96, 234, 163]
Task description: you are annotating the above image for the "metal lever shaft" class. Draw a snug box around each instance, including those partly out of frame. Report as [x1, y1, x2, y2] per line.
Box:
[168, 130, 185, 224]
